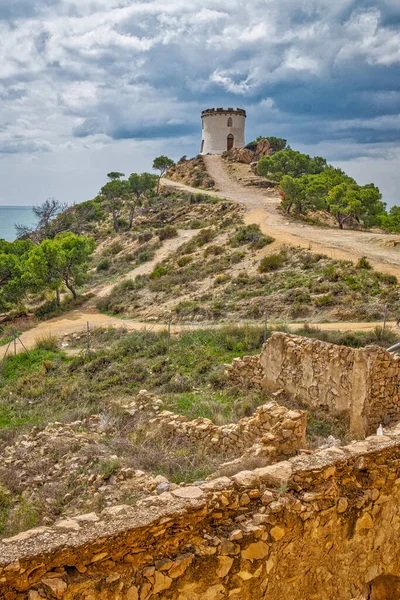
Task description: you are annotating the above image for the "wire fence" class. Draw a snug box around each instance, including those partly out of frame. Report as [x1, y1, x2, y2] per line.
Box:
[0, 302, 395, 364]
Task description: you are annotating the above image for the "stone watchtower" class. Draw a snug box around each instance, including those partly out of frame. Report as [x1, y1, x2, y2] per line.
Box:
[200, 107, 246, 155]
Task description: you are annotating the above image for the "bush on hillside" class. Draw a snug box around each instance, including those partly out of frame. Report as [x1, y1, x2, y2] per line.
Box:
[96, 258, 111, 272]
[230, 224, 274, 250]
[158, 226, 178, 241]
[258, 253, 285, 273]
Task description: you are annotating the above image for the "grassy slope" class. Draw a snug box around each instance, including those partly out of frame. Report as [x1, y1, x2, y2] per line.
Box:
[0, 324, 395, 443]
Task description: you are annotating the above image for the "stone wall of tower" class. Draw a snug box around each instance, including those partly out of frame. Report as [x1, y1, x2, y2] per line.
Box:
[200, 108, 246, 155]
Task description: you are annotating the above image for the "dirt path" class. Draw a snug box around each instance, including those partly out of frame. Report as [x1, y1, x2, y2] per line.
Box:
[92, 230, 197, 300]
[0, 231, 197, 359]
[3, 163, 400, 359]
[163, 155, 400, 278]
[2, 315, 397, 360]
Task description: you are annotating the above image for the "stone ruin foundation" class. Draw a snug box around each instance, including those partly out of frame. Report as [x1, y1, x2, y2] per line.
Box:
[2, 429, 400, 599]
[225, 332, 400, 437]
[2, 333, 400, 598]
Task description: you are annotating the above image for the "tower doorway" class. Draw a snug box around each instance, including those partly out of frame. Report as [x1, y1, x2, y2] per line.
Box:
[200, 140, 204, 153]
[227, 134, 234, 151]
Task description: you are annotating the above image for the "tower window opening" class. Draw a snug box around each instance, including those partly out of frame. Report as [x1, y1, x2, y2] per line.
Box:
[227, 117, 233, 127]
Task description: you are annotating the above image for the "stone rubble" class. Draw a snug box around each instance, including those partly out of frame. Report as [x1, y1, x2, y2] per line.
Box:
[129, 390, 306, 461]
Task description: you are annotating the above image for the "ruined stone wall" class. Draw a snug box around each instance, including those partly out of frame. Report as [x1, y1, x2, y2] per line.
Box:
[224, 355, 264, 388]
[2, 428, 400, 599]
[225, 333, 400, 436]
[130, 391, 306, 462]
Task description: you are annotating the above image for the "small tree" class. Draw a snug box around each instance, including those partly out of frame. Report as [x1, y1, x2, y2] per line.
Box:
[381, 205, 400, 233]
[26, 239, 64, 305]
[107, 172, 125, 181]
[0, 253, 25, 310]
[128, 173, 158, 228]
[258, 149, 327, 181]
[15, 198, 67, 242]
[280, 176, 307, 215]
[326, 183, 385, 229]
[152, 156, 175, 193]
[100, 179, 130, 232]
[56, 233, 96, 299]
[0, 240, 33, 309]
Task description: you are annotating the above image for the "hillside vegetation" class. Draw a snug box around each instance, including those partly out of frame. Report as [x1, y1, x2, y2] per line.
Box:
[254, 139, 400, 231]
[98, 227, 399, 322]
[166, 155, 215, 189]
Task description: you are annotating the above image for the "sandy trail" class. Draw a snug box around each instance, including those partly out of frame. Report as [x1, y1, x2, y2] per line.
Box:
[163, 155, 400, 278]
[91, 230, 197, 300]
[3, 162, 400, 359]
[0, 231, 195, 359]
[2, 316, 397, 359]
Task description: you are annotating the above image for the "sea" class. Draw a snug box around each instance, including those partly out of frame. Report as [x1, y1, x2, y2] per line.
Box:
[0, 206, 36, 242]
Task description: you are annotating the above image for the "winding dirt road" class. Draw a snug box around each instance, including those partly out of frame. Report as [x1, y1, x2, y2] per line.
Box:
[164, 155, 400, 278]
[2, 159, 400, 359]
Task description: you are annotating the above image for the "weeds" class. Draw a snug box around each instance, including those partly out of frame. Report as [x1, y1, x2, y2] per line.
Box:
[258, 253, 285, 272]
[35, 333, 59, 351]
[159, 225, 178, 241]
[230, 224, 274, 250]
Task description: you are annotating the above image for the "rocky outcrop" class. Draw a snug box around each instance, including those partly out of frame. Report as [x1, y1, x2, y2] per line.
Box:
[226, 333, 400, 437]
[2, 427, 400, 599]
[166, 156, 215, 189]
[222, 139, 272, 164]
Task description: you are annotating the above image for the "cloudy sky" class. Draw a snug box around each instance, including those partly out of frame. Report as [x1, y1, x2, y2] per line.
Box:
[1, 0, 400, 207]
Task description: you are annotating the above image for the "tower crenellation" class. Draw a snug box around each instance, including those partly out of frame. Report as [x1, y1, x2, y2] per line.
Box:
[200, 107, 246, 155]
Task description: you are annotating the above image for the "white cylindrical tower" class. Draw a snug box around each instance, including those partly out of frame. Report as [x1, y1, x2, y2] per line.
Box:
[200, 107, 246, 155]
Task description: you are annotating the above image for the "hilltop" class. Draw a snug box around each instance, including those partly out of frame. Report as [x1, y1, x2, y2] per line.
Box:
[1, 141, 400, 542]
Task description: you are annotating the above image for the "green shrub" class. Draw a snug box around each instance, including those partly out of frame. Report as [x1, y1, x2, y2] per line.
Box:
[258, 253, 285, 273]
[0, 485, 10, 534]
[96, 258, 111, 272]
[135, 247, 155, 264]
[356, 256, 372, 270]
[138, 230, 153, 243]
[35, 334, 59, 351]
[189, 219, 205, 229]
[116, 279, 137, 291]
[177, 255, 192, 267]
[4, 499, 38, 537]
[377, 272, 397, 286]
[214, 274, 230, 285]
[204, 245, 225, 257]
[151, 264, 170, 279]
[97, 458, 120, 480]
[106, 241, 124, 256]
[194, 228, 216, 247]
[190, 193, 220, 204]
[230, 224, 274, 250]
[314, 294, 334, 307]
[230, 251, 245, 265]
[117, 217, 129, 231]
[159, 225, 178, 241]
